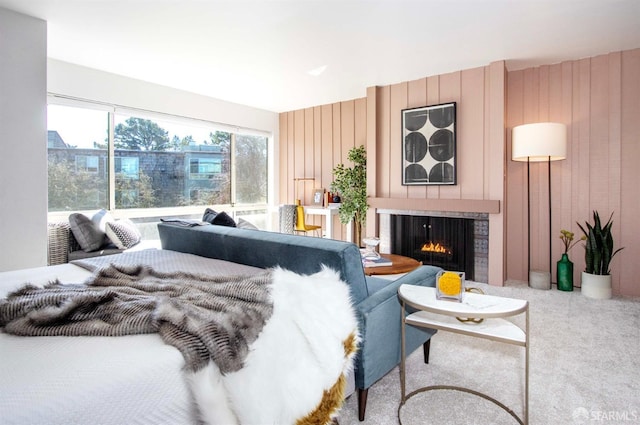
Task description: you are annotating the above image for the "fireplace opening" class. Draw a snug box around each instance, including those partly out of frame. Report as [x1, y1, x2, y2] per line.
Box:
[390, 215, 475, 281]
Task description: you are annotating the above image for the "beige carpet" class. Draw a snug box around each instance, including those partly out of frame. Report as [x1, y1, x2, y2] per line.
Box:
[339, 281, 640, 425]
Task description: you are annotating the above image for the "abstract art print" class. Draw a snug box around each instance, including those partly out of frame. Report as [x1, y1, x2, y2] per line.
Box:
[401, 102, 457, 185]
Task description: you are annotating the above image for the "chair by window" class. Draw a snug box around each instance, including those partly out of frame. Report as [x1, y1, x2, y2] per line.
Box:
[294, 205, 322, 237]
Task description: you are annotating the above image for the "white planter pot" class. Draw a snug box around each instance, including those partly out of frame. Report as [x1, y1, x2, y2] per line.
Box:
[581, 272, 612, 299]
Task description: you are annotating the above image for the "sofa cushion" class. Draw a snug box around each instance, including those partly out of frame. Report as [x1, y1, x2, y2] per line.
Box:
[364, 276, 392, 296]
[105, 219, 141, 249]
[69, 213, 106, 252]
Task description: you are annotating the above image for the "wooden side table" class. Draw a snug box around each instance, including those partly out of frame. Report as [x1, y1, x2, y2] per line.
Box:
[397, 285, 529, 425]
[363, 254, 421, 276]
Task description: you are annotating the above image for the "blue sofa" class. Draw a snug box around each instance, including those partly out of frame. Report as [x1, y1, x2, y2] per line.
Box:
[158, 222, 441, 421]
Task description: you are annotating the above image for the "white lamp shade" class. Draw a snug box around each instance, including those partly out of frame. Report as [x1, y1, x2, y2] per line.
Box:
[512, 122, 567, 162]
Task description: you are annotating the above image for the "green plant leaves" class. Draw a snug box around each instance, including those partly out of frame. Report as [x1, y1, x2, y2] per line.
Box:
[576, 211, 624, 275]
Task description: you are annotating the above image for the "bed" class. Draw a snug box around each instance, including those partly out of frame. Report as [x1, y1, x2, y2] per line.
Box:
[0, 249, 358, 425]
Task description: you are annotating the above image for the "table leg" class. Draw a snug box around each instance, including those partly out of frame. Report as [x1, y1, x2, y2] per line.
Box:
[400, 300, 406, 402]
[325, 213, 333, 239]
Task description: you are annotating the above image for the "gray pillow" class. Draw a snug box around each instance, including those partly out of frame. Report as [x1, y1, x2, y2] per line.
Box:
[212, 211, 237, 227]
[237, 217, 259, 230]
[68, 213, 106, 252]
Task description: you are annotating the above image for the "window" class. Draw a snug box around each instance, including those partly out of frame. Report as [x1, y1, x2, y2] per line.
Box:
[189, 158, 222, 179]
[75, 155, 100, 173]
[47, 98, 270, 219]
[115, 157, 139, 179]
[47, 104, 108, 212]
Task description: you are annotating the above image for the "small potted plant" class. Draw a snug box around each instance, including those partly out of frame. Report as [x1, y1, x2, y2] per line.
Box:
[556, 229, 584, 291]
[576, 211, 624, 299]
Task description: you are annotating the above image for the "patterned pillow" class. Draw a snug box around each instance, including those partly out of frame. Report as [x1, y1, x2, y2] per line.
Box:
[105, 219, 141, 249]
[202, 208, 217, 224]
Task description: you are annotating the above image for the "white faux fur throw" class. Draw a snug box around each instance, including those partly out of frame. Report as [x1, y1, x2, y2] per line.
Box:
[195, 266, 359, 425]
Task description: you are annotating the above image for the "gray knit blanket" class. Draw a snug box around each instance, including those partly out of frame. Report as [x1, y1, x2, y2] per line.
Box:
[0, 264, 274, 374]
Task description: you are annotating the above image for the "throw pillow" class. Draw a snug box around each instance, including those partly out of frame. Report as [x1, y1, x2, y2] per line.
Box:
[105, 219, 142, 249]
[92, 209, 115, 232]
[69, 213, 106, 252]
[202, 208, 218, 224]
[212, 211, 237, 227]
[237, 217, 259, 230]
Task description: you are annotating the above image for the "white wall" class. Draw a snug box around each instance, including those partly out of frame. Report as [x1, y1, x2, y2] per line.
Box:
[0, 8, 47, 271]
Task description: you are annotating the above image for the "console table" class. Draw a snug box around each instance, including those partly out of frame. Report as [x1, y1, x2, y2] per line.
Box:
[303, 205, 338, 239]
[398, 284, 529, 425]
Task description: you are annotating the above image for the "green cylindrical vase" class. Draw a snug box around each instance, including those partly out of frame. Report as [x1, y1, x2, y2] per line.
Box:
[556, 253, 574, 291]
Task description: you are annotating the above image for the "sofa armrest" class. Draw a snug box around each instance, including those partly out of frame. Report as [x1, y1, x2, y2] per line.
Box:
[353, 265, 441, 389]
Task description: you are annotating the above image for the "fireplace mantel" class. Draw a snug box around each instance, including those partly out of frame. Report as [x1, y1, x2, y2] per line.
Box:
[369, 198, 500, 214]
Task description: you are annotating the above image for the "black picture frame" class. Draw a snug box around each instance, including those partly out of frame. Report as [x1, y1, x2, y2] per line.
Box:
[401, 102, 457, 185]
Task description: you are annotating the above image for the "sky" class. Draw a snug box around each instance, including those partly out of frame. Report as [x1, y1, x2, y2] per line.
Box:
[48, 104, 213, 148]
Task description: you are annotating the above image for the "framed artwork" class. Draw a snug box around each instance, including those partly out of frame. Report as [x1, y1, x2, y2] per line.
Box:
[312, 188, 325, 206]
[401, 102, 457, 185]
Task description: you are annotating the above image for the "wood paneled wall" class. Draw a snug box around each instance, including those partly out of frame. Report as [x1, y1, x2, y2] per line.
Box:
[279, 62, 507, 285]
[278, 99, 367, 241]
[506, 48, 640, 296]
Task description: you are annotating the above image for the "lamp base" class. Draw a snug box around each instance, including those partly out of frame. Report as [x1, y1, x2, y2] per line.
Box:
[529, 270, 551, 290]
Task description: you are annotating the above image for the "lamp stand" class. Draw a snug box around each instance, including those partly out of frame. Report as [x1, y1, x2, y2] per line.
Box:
[526, 157, 553, 290]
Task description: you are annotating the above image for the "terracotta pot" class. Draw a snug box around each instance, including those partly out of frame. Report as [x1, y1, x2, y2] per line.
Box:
[580, 272, 612, 299]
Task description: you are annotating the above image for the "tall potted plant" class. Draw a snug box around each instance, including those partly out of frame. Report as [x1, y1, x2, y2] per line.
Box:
[330, 145, 367, 246]
[576, 211, 624, 299]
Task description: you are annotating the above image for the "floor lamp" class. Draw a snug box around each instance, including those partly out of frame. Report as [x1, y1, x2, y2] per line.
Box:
[293, 177, 314, 205]
[512, 123, 567, 289]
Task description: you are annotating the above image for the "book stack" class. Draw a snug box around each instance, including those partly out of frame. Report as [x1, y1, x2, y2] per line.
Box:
[362, 256, 392, 268]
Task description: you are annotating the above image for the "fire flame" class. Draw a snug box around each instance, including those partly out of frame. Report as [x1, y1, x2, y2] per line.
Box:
[421, 241, 452, 254]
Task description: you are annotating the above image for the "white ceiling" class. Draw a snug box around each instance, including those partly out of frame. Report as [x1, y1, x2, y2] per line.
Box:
[2, 0, 639, 112]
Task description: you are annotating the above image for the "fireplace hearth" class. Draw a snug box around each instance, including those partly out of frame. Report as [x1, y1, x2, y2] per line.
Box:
[390, 214, 476, 281]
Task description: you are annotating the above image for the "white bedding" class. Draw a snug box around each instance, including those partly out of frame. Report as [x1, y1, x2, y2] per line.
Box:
[0, 251, 358, 425]
[0, 254, 262, 425]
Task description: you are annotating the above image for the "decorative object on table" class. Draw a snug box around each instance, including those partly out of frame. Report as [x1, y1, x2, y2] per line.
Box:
[362, 256, 392, 268]
[330, 145, 367, 246]
[457, 287, 485, 324]
[556, 229, 583, 291]
[576, 211, 624, 299]
[435, 270, 465, 302]
[312, 188, 325, 206]
[361, 236, 381, 260]
[511, 122, 567, 289]
[401, 102, 457, 185]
